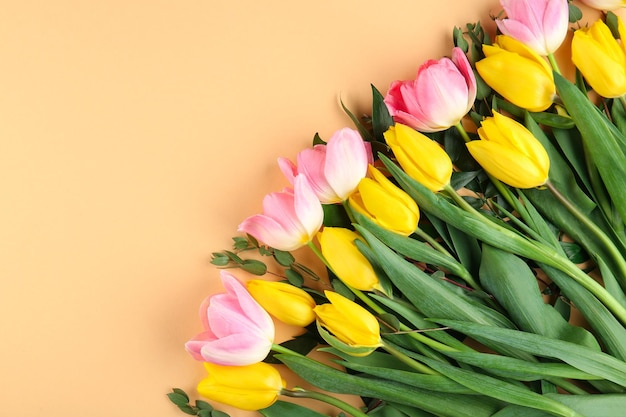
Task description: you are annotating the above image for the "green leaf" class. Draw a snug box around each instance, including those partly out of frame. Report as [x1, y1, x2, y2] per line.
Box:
[606, 11, 621, 39]
[453, 26, 469, 52]
[415, 355, 582, 417]
[240, 259, 267, 275]
[322, 203, 351, 228]
[197, 410, 211, 417]
[285, 268, 304, 287]
[492, 394, 626, 417]
[554, 72, 626, 227]
[167, 392, 190, 407]
[260, 401, 328, 417]
[276, 354, 501, 417]
[172, 388, 190, 401]
[195, 400, 213, 410]
[371, 84, 394, 141]
[558, 241, 588, 264]
[568, 2, 583, 23]
[210, 411, 230, 417]
[434, 319, 626, 387]
[312, 132, 326, 145]
[210, 253, 230, 266]
[272, 249, 294, 267]
[479, 244, 600, 350]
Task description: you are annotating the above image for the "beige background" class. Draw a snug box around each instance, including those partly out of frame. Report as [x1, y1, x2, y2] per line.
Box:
[0, 1, 611, 416]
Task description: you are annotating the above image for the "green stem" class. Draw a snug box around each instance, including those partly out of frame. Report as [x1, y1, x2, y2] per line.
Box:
[397, 323, 461, 353]
[414, 227, 454, 258]
[443, 184, 478, 213]
[547, 53, 562, 75]
[454, 122, 472, 143]
[280, 388, 369, 417]
[381, 341, 438, 375]
[272, 343, 305, 357]
[546, 180, 626, 284]
[342, 200, 357, 224]
[307, 240, 329, 269]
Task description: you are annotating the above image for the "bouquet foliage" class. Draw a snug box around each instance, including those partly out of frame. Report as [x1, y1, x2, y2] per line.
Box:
[169, 1, 626, 416]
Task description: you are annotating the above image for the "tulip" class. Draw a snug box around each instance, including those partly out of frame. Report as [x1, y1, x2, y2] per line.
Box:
[495, 0, 569, 56]
[476, 35, 556, 112]
[383, 47, 477, 132]
[571, 18, 626, 98]
[466, 112, 550, 188]
[314, 291, 381, 353]
[577, 0, 626, 10]
[278, 128, 371, 204]
[246, 280, 316, 327]
[349, 165, 420, 236]
[185, 271, 275, 366]
[197, 362, 286, 411]
[383, 123, 453, 192]
[318, 227, 381, 292]
[238, 174, 323, 251]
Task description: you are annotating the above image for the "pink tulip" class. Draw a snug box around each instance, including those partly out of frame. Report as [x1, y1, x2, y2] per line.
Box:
[278, 128, 371, 204]
[238, 174, 323, 251]
[496, 0, 569, 56]
[383, 48, 477, 133]
[185, 271, 275, 366]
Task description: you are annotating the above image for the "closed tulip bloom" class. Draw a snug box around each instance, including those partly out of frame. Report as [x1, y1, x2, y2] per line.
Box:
[578, 0, 626, 10]
[383, 123, 453, 192]
[314, 291, 381, 350]
[349, 165, 420, 236]
[466, 112, 550, 188]
[384, 47, 477, 132]
[198, 362, 286, 411]
[185, 271, 275, 366]
[572, 18, 626, 98]
[319, 227, 381, 292]
[238, 174, 323, 251]
[278, 128, 371, 204]
[246, 280, 316, 327]
[496, 0, 569, 56]
[476, 35, 555, 112]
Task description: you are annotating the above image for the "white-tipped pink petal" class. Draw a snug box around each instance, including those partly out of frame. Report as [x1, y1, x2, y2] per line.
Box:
[324, 128, 369, 201]
[293, 175, 324, 239]
[277, 157, 297, 185]
[451, 47, 477, 111]
[199, 333, 274, 365]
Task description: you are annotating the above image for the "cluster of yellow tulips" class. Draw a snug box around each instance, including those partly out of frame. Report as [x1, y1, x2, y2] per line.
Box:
[170, 1, 626, 417]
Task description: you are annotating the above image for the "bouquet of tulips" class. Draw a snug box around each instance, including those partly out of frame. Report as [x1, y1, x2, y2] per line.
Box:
[169, 0, 626, 416]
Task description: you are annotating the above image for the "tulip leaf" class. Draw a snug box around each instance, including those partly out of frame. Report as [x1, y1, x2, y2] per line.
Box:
[312, 132, 325, 145]
[606, 11, 621, 39]
[371, 84, 394, 141]
[322, 203, 351, 228]
[276, 353, 502, 417]
[554, 73, 626, 227]
[413, 355, 582, 417]
[260, 401, 328, 417]
[432, 319, 626, 387]
[492, 394, 626, 417]
[340, 97, 375, 143]
[540, 263, 626, 361]
[479, 244, 600, 350]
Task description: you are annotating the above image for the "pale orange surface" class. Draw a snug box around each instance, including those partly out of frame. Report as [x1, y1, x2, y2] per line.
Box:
[0, 1, 611, 416]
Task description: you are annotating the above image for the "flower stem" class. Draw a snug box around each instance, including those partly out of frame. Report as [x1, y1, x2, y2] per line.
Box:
[381, 341, 438, 375]
[271, 343, 305, 357]
[546, 180, 626, 284]
[280, 388, 369, 417]
[455, 122, 472, 143]
[547, 53, 562, 75]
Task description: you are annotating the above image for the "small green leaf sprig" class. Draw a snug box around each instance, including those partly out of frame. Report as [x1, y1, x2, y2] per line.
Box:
[167, 388, 230, 417]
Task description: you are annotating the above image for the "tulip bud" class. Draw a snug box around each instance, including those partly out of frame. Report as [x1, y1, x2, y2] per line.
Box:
[246, 280, 316, 327]
[197, 362, 286, 411]
[383, 123, 453, 192]
[238, 174, 324, 251]
[314, 291, 382, 356]
[577, 0, 626, 11]
[466, 112, 550, 188]
[383, 47, 476, 132]
[572, 17, 626, 98]
[318, 227, 381, 292]
[184, 272, 275, 366]
[278, 128, 372, 204]
[349, 165, 420, 236]
[476, 35, 555, 112]
[496, 0, 569, 56]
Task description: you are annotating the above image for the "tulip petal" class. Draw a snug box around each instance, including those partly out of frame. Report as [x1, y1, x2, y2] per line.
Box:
[200, 333, 274, 365]
[277, 157, 297, 185]
[293, 174, 324, 239]
[296, 146, 337, 203]
[220, 272, 275, 337]
[238, 214, 303, 251]
[324, 128, 369, 201]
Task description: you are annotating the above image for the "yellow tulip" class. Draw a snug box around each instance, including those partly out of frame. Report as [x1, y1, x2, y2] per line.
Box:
[246, 280, 316, 327]
[197, 362, 285, 411]
[476, 35, 555, 112]
[466, 112, 550, 188]
[314, 291, 382, 350]
[349, 165, 420, 236]
[383, 123, 453, 192]
[318, 227, 381, 292]
[572, 17, 626, 98]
